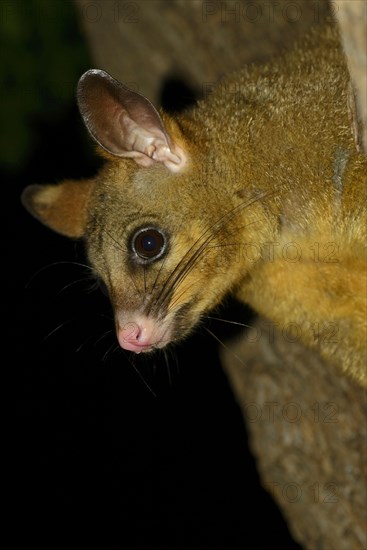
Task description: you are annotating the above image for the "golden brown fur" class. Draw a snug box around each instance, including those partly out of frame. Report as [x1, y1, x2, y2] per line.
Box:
[22, 24, 367, 386]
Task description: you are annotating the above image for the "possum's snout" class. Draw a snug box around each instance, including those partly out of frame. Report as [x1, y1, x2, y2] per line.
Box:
[116, 313, 173, 353]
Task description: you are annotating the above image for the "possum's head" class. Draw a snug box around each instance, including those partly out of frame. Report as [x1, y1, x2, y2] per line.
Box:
[22, 70, 246, 353]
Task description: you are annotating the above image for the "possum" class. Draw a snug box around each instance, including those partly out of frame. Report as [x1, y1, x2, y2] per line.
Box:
[21, 23, 367, 387]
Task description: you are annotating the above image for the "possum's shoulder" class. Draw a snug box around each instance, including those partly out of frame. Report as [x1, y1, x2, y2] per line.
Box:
[198, 23, 346, 111]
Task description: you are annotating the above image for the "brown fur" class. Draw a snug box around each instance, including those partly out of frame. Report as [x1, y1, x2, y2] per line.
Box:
[22, 24, 367, 387]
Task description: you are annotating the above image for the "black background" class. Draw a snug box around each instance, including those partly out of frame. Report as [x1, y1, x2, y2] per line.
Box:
[7, 1, 302, 548]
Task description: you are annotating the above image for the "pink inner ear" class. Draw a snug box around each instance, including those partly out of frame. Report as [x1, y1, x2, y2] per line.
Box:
[77, 69, 174, 163]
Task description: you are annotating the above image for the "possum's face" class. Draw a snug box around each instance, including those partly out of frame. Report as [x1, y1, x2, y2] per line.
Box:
[21, 70, 243, 353]
[85, 157, 244, 353]
[23, 158, 240, 354]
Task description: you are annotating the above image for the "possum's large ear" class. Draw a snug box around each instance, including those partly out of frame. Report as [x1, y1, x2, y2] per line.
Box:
[21, 179, 95, 238]
[77, 69, 187, 173]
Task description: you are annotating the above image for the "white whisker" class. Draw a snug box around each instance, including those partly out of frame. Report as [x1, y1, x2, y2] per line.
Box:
[41, 319, 74, 342]
[205, 327, 247, 367]
[206, 316, 253, 330]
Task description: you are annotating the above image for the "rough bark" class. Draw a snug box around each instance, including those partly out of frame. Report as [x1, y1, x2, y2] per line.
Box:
[334, 0, 367, 153]
[75, 0, 330, 104]
[220, 319, 367, 549]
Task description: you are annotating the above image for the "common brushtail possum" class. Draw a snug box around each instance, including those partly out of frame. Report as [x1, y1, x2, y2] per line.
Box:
[22, 24, 367, 388]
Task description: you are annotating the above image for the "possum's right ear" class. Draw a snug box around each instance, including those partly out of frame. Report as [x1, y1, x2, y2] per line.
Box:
[21, 179, 95, 238]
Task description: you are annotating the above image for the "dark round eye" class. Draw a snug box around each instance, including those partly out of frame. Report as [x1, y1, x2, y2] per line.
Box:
[132, 227, 166, 261]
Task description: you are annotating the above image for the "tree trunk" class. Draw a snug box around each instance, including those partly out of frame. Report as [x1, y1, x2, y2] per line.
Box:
[75, 0, 330, 104]
[220, 319, 367, 549]
[334, 0, 367, 152]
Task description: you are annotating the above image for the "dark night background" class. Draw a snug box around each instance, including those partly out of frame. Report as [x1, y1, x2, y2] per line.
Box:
[6, 1, 301, 547]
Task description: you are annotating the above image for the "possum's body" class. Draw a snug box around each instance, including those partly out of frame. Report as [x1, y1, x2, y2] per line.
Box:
[22, 24, 367, 387]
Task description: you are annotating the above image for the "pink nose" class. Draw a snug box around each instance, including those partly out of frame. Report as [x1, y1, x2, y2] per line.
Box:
[117, 322, 153, 353]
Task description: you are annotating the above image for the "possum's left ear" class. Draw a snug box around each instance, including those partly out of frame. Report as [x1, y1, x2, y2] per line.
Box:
[21, 179, 95, 238]
[77, 69, 188, 172]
